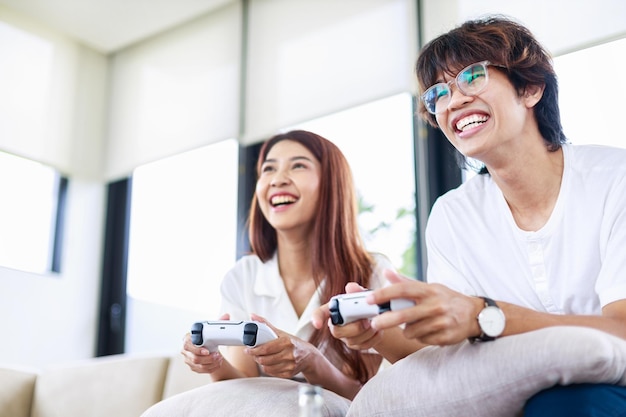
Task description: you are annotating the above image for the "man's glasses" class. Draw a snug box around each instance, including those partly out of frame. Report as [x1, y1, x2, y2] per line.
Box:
[421, 61, 501, 115]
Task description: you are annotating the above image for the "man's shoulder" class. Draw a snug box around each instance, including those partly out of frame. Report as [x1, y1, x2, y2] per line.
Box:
[433, 173, 495, 209]
[567, 143, 626, 169]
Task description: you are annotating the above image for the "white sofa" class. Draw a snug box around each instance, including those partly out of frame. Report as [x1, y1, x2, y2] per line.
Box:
[3, 327, 626, 417]
[141, 327, 626, 417]
[0, 352, 351, 417]
[0, 352, 214, 417]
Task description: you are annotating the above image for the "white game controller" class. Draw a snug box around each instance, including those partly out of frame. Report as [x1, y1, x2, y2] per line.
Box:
[190, 320, 278, 352]
[329, 291, 415, 326]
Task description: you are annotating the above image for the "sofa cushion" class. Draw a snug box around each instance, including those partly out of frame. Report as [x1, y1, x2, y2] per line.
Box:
[31, 354, 170, 417]
[347, 326, 626, 417]
[162, 353, 213, 398]
[141, 377, 351, 417]
[0, 366, 38, 417]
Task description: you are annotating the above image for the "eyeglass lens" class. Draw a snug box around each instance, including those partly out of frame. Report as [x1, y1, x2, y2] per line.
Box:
[423, 62, 489, 114]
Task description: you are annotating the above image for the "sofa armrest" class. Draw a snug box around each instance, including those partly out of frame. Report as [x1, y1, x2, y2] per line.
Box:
[0, 366, 38, 417]
[31, 354, 170, 417]
[162, 354, 213, 398]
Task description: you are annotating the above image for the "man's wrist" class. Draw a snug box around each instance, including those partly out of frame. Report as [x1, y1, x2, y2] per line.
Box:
[469, 296, 485, 339]
[469, 296, 506, 343]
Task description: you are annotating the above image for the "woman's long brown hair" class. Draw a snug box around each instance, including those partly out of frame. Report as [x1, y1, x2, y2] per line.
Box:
[248, 130, 375, 384]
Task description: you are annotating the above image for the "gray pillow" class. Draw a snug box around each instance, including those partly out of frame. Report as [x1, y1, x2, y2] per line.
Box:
[141, 377, 351, 417]
[347, 326, 626, 417]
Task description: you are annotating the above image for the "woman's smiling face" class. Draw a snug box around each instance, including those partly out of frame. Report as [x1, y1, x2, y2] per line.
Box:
[255, 139, 321, 234]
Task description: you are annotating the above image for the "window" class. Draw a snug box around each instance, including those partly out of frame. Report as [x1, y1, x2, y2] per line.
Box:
[0, 151, 64, 274]
[124, 95, 416, 354]
[460, 37, 626, 185]
[554, 37, 626, 148]
[292, 93, 418, 277]
[125, 139, 239, 353]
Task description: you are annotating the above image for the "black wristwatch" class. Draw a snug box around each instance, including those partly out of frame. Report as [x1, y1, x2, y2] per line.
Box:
[469, 297, 506, 343]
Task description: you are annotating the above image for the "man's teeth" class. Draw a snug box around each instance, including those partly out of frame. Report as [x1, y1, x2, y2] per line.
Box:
[271, 195, 297, 206]
[456, 114, 488, 131]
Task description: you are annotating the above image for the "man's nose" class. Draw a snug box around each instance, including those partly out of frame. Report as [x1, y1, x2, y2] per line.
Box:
[446, 84, 473, 111]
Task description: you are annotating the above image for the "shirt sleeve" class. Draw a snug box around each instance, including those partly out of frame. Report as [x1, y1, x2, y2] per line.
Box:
[425, 198, 479, 296]
[596, 175, 626, 307]
[369, 253, 396, 289]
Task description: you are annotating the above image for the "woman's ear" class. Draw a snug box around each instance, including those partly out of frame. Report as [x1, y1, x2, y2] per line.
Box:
[523, 84, 545, 108]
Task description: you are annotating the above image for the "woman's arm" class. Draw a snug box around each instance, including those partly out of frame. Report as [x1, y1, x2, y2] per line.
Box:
[311, 283, 424, 363]
[246, 317, 377, 400]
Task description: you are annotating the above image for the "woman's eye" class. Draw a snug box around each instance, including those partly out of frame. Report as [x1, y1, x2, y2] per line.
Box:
[261, 165, 275, 173]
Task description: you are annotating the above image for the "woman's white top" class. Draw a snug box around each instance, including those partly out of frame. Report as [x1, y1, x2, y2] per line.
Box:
[220, 252, 394, 341]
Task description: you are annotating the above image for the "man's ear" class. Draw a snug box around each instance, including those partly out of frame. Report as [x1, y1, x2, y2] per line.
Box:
[523, 84, 545, 108]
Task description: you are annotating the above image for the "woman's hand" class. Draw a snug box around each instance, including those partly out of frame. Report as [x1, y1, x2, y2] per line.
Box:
[313, 282, 384, 351]
[312, 279, 423, 362]
[247, 314, 366, 400]
[180, 313, 229, 374]
[245, 314, 321, 379]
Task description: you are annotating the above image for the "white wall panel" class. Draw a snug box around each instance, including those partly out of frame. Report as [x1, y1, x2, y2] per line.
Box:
[422, 0, 626, 56]
[105, 2, 241, 180]
[243, 0, 418, 144]
[0, 7, 106, 179]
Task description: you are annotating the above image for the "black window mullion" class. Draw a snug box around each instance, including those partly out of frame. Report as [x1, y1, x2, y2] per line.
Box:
[97, 177, 132, 357]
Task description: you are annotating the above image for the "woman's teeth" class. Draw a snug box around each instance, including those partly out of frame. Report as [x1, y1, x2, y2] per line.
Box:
[271, 195, 297, 206]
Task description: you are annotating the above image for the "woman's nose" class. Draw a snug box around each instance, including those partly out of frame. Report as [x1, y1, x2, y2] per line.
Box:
[270, 170, 290, 186]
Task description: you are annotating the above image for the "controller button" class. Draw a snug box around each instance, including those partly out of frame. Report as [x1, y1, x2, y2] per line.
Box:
[243, 323, 258, 346]
[329, 298, 344, 325]
[378, 301, 391, 314]
[190, 322, 204, 345]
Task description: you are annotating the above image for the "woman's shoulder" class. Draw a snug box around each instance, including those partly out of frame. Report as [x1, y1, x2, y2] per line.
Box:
[367, 252, 395, 288]
[369, 252, 394, 270]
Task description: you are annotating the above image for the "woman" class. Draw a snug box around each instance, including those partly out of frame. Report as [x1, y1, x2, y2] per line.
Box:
[181, 130, 416, 400]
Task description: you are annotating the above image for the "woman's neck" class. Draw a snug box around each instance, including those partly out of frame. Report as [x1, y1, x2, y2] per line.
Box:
[276, 238, 313, 282]
[275, 233, 317, 317]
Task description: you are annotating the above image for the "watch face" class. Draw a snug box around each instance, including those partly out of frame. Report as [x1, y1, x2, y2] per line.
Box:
[478, 306, 506, 337]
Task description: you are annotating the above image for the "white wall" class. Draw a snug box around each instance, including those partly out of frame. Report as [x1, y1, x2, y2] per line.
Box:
[0, 7, 108, 369]
[422, 0, 626, 55]
[0, 180, 106, 369]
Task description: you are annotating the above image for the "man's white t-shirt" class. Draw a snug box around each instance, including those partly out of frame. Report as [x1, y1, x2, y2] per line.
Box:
[426, 143, 626, 314]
